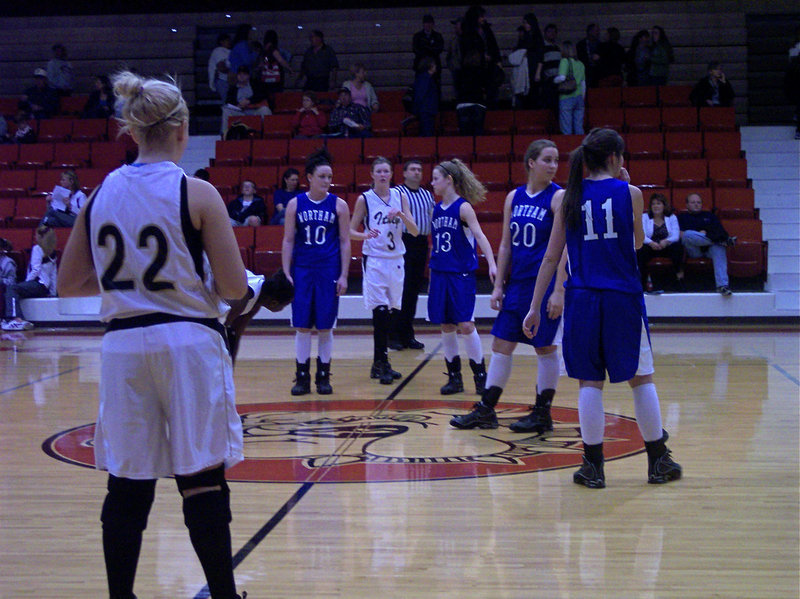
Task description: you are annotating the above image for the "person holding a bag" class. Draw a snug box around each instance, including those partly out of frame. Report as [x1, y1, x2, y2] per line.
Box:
[555, 41, 586, 135]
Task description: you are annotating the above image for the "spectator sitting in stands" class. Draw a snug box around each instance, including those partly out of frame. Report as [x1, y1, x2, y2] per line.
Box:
[193, 168, 210, 181]
[297, 30, 339, 92]
[678, 192, 736, 296]
[291, 91, 327, 138]
[20, 69, 59, 119]
[208, 33, 232, 104]
[41, 170, 87, 228]
[342, 63, 380, 112]
[221, 66, 271, 136]
[690, 61, 735, 107]
[228, 179, 267, 227]
[271, 167, 301, 225]
[0, 238, 18, 317]
[412, 57, 439, 137]
[46, 43, 74, 97]
[1, 225, 58, 331]
[637, 192, 683, 293]
[328, 87, 371, 138]
[81, 75, 115, 119]
[12, 111, 36, 144]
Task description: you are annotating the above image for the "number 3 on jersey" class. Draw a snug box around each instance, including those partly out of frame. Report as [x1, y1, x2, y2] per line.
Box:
[98, 223, 175, 292]
[583, 198, 618, 241]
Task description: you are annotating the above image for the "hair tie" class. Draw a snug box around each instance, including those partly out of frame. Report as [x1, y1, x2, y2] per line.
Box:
[136, 86, 144, 97]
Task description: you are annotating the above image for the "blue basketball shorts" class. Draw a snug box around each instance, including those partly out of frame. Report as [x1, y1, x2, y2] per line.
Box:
[562, 287, 654, 383]
[291, 263, 340, 330]
[491, 276, 561, 347]
[427, 270, 476, 325]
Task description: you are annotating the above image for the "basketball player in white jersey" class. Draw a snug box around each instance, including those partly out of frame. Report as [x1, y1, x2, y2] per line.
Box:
[58, 71, 247, 599]
[349, 157, 418, 384]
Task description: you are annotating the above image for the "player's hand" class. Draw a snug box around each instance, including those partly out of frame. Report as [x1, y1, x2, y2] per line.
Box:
[387, 207, 401, 220]
[618, 167, 631, 182]
[522, 308, 540, 339]
[285, 273, 294, 286]
[336, 275, 348, 296]
[366, 229, 379, 239]
[490, 287, 503, 311]
[546, 290, 564, 320]
[488, 263, 497, 284]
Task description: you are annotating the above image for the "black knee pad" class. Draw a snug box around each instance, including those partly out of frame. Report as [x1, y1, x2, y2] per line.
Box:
[176, 466, 231, 528]
[100, 475, 156, 532]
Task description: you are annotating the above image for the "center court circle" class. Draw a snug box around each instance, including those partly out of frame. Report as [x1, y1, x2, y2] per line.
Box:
[43, 399, 645, 483]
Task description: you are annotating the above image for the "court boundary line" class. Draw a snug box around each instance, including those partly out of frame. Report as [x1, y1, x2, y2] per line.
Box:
[192, 344, 441, 598]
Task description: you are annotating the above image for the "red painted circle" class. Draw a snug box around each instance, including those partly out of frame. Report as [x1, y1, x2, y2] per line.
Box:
[43, 399, 645, 483]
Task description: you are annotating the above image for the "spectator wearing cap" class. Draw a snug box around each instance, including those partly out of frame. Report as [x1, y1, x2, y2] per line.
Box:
[46, 43, 75, 97]
[297, 30, 339, 92]
[328, 87, 371, 138]
[413, 15, 445, 80]
[20, 69, 59, 119]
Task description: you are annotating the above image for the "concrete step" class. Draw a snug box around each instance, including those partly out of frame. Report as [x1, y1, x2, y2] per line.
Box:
[763, 223, 800, 239]
[742, 141, 800, 154]
[768, 255, 800, 273]
[746, 152, 800, 169]
[767, 272, 800, 291]
[756, 193, 800, 209]
[775, 291, 800, 312]
[752, 179, 800, 195]
[741, 125, 797, 141]
[748, 165, 800, 180]
[758, 208, 800, 224]
[766, 240, 800, 257]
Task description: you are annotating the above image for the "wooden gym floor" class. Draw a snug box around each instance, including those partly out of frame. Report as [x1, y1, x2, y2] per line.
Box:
[0, 325, 797, 598]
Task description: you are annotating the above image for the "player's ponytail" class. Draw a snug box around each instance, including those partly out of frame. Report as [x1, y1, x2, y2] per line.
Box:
[436, 159, 487, 205]
[562, 128, 625, 231]
[112, 71, 188, 149]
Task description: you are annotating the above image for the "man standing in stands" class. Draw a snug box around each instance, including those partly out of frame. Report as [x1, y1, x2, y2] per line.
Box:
[412, 15, 444, 84]
[540, 24, 562, 112]
[46, 44, 74, 97]
[390, 160, 435, 350]
[298, 30, 339, 92]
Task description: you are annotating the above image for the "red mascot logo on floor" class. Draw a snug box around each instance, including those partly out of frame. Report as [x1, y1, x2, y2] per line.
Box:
[43, 399, 644, 483]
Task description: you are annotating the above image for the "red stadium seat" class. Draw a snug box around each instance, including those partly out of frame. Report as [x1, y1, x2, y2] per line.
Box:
[241, 166, 280, 194]
[514, 110, 551, 134]
[624, 107, 661, 133]
[0, 197, 15, 225]
[727, 240, 766, 280]
[474, 191, 507, 222]
[699, 107, 736, 131]
[483, 110, 515, 135]
[261, 114, 293, 139]
[471, 162, 510, 191]
[214, 139, 252, 167]
[550, 134, 584, 161]
[370, 112, 404, 137]
[625, 132, 664, 160]
[437, 111, 459, 136]
[363, 137, 399, 163]
[661, 107, 698, 132]
[252, 225, 284, 275]
[0, 145, 19, 170]
[669, 159, 708, 188]
[14, 196, 47, 218]
[664, 131, 703, 159]
[58, 95, 88, 116]
[52, 142, 91, 169]
[288, 138, 324, 167]
[474, 135, 512, 162]
[325, 138, 362, 165]
[399, 137, 437, 163]
[17, 144, 54, 170]
[90, 141, 127, 170]
[33, 169, 64, 196]
[622, 86, 658, 107]
[226, 115, 263, 138]
[722, 218, 762, 242]
[251, 139, 288, 166]
[628, 160, 668, 189]
[0, 170, 36, 197]
[437, 136, 474, 162]
[72, 118, 108, 142]
[658, 85, 693, 107]
[377, 89, 407, 113]
[207, 166, 242, 196]
[76, 168, 110, 193]
[714, 188, 755, 219]
[708, 159, 748, 188]
[586, 87, 622, 108]
[37, 119, 73, 143]
[703, 131, 743, 159]
[587, 107, 624, 130]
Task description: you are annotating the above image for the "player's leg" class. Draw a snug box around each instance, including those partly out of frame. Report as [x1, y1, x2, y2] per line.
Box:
[175, 465, 239, 599]
[449, 335, 513, 429]
[510, 345, 559, 433]
[629, 374, 682, 484]
[429, 272, 464, 394]
[315, 329, 334, 394]
[458, 320, 487, 395]
[101, 475, 156, 599]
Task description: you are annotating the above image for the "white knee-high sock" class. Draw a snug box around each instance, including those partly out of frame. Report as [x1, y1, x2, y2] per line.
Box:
[578, 386, 605, 445]
[441, 331, 459, 361]
[295, 331, 312, 363]
[317, 330, 333, 363]
[463, 328, 484, 363]
[486, 351, 513, 389]
[536, 351, 561, 391]
[632, 382, 664, 442]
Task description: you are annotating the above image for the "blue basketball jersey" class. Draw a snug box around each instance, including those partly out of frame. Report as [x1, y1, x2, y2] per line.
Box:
[429, 197, 478, 273]
[293, 192, 340, 268]
[565, 178, 641, 294]
[509, 182, 560, 281]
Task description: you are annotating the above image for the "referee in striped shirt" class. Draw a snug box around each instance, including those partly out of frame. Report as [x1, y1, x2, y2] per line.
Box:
[390, 160, 435, 350]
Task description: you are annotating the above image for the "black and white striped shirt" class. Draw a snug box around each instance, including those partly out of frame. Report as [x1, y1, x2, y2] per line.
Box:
[395, 184, 435, 236]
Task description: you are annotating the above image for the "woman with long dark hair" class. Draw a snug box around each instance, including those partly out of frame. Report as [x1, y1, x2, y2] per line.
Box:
[523, 128, 681, 489]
